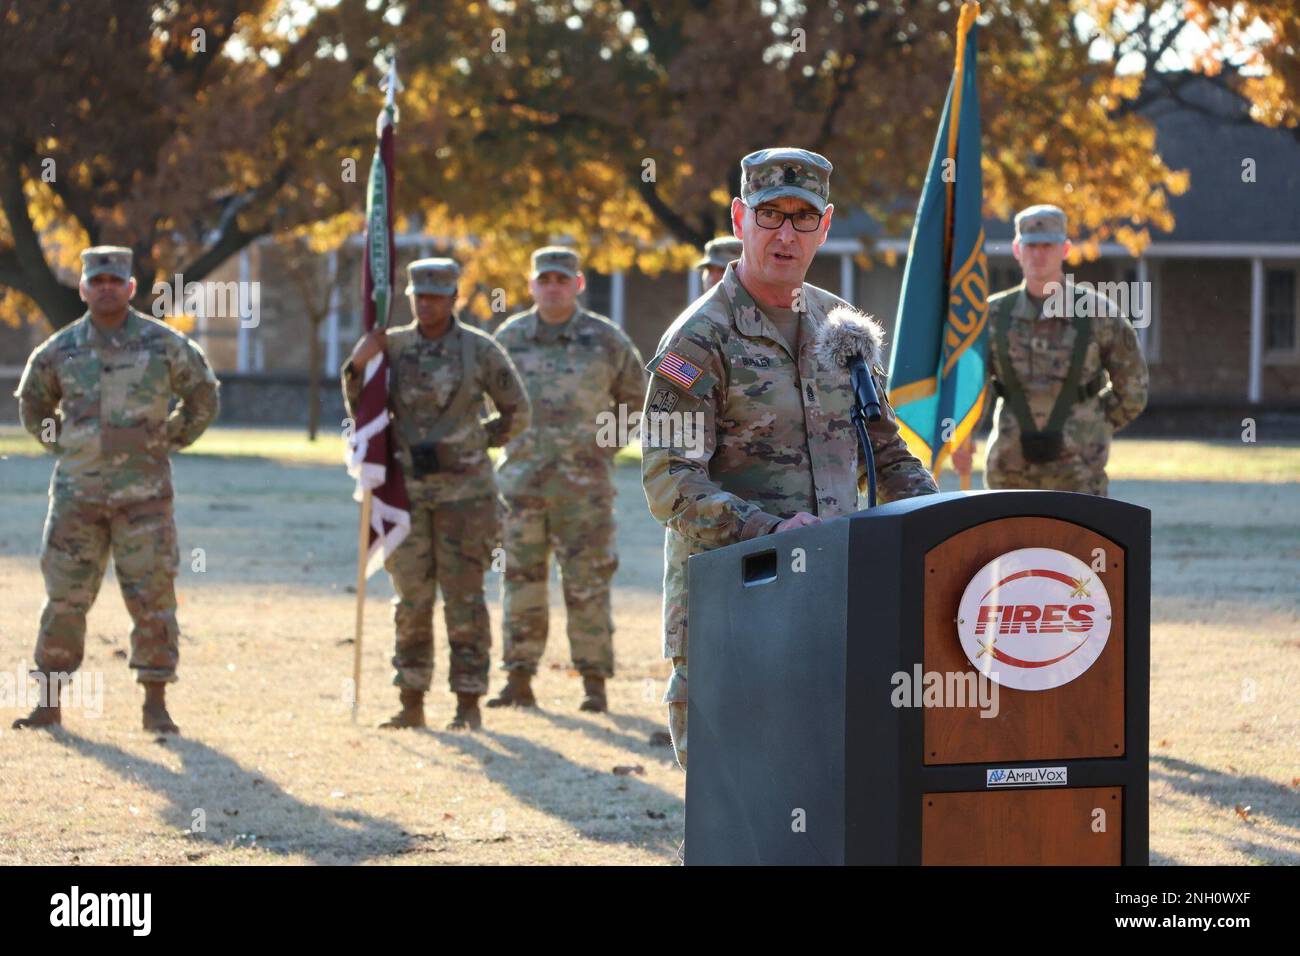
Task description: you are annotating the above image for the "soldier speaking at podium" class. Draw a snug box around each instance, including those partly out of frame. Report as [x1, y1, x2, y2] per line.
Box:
[640, 148, 939, 773]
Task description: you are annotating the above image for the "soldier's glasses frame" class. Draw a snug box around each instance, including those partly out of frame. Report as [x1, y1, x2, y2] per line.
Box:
[749, 204, 825, 232]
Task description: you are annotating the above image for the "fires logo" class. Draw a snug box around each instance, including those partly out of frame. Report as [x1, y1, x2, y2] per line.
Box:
[956, 548, 1112, 691]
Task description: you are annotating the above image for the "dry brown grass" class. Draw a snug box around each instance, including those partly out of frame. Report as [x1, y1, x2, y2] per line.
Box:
[0, 434, 1296, 865]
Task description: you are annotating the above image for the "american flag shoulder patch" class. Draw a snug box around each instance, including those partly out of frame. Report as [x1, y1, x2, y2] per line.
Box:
[647, 348, 716, 398]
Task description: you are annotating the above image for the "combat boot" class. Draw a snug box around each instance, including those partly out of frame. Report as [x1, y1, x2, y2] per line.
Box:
[485, 669, 536, 708]
[11, 671, 62, 730]
[378, 688, 426, 729]
[142, 681, 180, 735]
[579, 675, 607, 713]
[446, 692, 482, 731]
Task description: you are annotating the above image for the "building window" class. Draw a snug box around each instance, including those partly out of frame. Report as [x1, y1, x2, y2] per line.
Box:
[584, 270, 612, 317]
[1264, 268, 1297, 355]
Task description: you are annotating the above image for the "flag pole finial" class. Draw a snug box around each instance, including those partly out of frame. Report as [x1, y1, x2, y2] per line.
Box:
[380, 49, 402, 109]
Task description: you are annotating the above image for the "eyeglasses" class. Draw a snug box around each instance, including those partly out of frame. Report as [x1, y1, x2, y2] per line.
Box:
[750, 204, 824, 232]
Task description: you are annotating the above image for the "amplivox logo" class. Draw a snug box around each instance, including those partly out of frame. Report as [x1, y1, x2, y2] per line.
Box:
[986, 766, 1068, 788]
[49, 886, 151, 936]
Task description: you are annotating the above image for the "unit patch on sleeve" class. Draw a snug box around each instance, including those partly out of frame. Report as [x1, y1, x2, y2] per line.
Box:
[649, 387, 679, 415]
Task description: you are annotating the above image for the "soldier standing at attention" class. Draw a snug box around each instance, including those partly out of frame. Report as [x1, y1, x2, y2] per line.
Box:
[13, 246, 219, 734]
[696, 236, 743, 292]
[344, 258, 530, 730]
[979, 205, 1149, 496]
[641, 149, 940, 771]
[489, 247, 646, 712]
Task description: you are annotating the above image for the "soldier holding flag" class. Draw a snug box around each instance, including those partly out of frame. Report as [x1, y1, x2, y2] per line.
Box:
[344, 259, 529, 730]
[343, 57, 529, 731]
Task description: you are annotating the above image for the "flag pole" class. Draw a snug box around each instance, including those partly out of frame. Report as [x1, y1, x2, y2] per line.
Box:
[352, 488, 372, 723]
[350, 51, 398, 725]
[949, 2, 977, 493]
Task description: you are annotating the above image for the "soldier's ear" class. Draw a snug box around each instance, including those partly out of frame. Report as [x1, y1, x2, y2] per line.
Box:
[127, 276, 137, 298]
[1061, 239, 1072, 259]
[575, 272, 586, 294]
[78, 281, 90, 304]
[730, 197, 746, 239]
[817, 204, 835, 246]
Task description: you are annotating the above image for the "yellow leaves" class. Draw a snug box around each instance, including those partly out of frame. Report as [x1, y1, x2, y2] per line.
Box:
[1242, 73, 1297, 129]
[1109, 74, 1141, 101]
[0, 288, 44, 331]
[1112, 225, 1150, 257]
[291, 214, 361, 255]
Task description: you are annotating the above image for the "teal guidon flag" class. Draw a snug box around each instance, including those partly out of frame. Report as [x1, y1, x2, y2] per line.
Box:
[887, 1, 990, 476]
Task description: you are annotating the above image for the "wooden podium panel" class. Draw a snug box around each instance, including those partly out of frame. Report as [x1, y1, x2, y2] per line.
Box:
[924, 517, 1125, 764]
[922, 787, 1122, 865]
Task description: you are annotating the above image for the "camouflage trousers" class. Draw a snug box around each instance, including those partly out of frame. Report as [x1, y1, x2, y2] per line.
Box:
[985, 460, 1109, 497]
[500, 487, 618, 678]
[35, 495, 180, 683]
[384, 493, 500, 694]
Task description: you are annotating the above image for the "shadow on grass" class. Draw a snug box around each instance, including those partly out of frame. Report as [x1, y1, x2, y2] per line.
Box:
[1151, 754, 1300, 865]
[531, 707, 676, 762]
[385, 725, 681, 856]
[53, 729, 412, 864]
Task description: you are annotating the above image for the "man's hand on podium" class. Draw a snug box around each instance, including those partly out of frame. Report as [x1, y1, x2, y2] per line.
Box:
[773, 512, 821, 534]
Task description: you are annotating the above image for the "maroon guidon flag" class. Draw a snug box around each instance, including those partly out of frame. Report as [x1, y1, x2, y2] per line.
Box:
[345, 63, 410, 575]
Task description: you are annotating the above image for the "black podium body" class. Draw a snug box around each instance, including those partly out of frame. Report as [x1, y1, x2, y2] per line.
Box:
[684, 490, 1150, 865]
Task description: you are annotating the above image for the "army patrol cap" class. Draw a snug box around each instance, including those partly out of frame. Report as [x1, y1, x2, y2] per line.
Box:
[80, 246, 133, 282]
[531, 246, 580, 279]
[1014, 204, 1069, 245]
[405, 257, 460, 295]
[740, 148, 833, 213]
[693, 236, 743, 271]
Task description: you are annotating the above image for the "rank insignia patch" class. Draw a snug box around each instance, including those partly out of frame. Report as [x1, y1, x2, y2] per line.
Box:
[649, 387, 679, 415]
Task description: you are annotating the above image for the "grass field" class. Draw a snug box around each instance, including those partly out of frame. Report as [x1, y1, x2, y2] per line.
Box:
[0, 427, 1296, 865]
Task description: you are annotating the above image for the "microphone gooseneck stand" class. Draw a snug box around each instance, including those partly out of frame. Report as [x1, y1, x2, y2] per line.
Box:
[848, 358, 882, 509]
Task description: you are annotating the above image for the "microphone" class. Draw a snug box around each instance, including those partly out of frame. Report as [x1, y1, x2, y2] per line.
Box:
[816, 305, 888, 507]
[816, 305, 886, 422]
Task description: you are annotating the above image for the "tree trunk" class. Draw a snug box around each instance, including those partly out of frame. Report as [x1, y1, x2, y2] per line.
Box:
[307, 318, 322, 442]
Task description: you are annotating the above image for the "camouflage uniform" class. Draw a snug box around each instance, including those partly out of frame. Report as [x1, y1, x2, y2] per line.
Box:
[342, 261, 529, 695]
[695, 237, 743, 291]
[15, 248, 219, 684]
[493, 256, 646, 679]
[694, 237, 743, 273]
[984, 206, 1149, 496]
[642, 149, 940, 769]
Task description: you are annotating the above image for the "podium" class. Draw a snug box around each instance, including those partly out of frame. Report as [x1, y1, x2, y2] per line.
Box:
[684, 490, 1149, 865]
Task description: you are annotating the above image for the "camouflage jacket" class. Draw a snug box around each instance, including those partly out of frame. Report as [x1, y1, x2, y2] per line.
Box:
[641, 263, 939, 675]
[342, 317, 530, 503]
[984, 281, 1149, 476]
[16, 308, 219, 504]
[492, 306, 646, 498]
